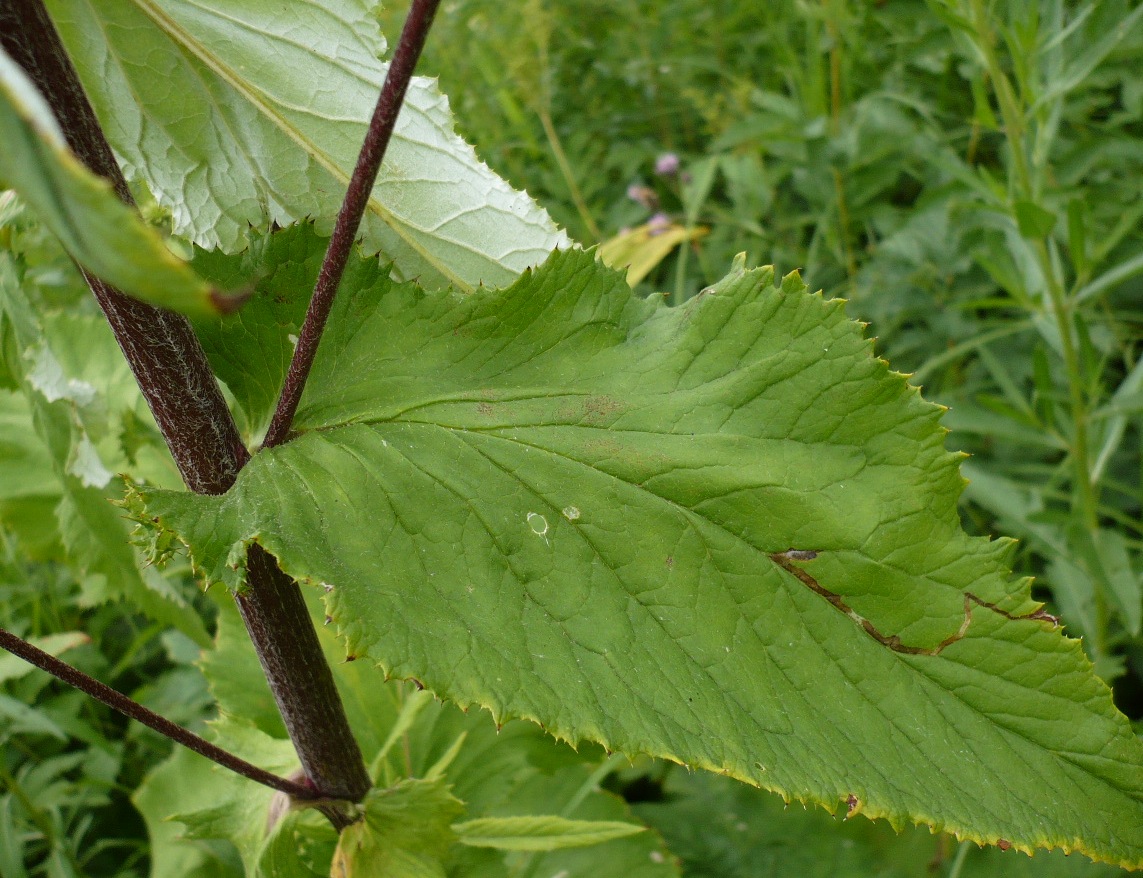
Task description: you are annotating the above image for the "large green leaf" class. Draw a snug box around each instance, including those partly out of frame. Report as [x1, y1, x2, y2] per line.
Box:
[140, 249, 1143, 867]
[45, 0, 566, 291]
[0, 49, 238, 317]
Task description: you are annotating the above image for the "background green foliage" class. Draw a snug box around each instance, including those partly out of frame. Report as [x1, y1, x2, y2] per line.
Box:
[3, 0, 1142, 874]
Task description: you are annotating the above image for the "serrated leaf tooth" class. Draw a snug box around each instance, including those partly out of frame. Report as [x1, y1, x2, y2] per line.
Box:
[136, 249, 1143, 867]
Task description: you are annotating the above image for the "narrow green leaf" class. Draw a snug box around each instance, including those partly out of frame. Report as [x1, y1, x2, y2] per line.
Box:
[369, 689, 436, 781]
[1066, 199, 1088, 276]
[1078, 528, 1141, 637]
[0, 798, 30, 878]
[45, 0, 566, 291]
[0, 49, 238, 317]
[453, 815, 644, 851]
[142, 249, 1143, 868]
[1032, 4, 1143, 110]
[1014, 200, 1057, 240]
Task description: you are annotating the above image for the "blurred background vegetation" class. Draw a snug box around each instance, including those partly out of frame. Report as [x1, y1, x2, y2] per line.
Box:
[3, 0, 1142, 874]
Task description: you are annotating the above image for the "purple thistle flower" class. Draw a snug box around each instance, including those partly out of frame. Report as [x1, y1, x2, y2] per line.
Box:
[655, 152, 680, 176]
[626, 184, 659, 211]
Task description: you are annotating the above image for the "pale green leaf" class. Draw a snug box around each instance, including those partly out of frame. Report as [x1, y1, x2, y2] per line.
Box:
[136, 717, 333, 878]
[599, 221, 705, 287]
[0, 49, 237, 317]
[0, 389, 61, 558]
[142, 249, 1143, 868]
[165, 715, 332, 878]
[0, 632, 88, 685]
[0, 391, 56, 502]
[45, 0, 567, 291]
[199, 593, 289, 741]
[0, 693, 67, 739]
[332, 779, 462, 878]
[453, 815, 644, 851]
[133, 746, 244, 878]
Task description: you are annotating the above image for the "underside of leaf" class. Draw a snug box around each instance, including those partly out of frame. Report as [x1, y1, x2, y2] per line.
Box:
[45, 0, 567, 290]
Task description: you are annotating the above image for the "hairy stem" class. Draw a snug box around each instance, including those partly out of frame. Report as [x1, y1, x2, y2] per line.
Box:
[0, 628, 319, 800]
[1, 0, 370, 808]
[263, 0, 442, 447]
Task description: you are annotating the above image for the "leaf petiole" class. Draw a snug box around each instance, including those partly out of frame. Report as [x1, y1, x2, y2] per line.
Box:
[263, 0, 443, 447]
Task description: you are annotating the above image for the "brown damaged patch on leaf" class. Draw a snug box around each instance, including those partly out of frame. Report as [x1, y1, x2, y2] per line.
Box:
[768, 551, 1058, 656]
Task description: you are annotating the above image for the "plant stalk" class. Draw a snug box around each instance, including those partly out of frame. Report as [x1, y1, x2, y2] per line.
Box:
[1, 0, 371, 809]
[966, 0, 1099, 529]
[0, 627, 319, 800]
[263, 0, 442, 447]
[965, 0, 1105, 651]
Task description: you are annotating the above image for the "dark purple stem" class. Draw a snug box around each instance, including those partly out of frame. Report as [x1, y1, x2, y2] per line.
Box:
[2, 0, 370, 814]
[263, 0, 442, 447]
[0, 628, 318, 800]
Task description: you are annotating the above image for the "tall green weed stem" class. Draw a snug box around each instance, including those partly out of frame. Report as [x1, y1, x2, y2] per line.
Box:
[965, 0, 1106, 654]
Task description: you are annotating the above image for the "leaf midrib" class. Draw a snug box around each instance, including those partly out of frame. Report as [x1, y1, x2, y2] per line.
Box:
[125, 0, 472, 290]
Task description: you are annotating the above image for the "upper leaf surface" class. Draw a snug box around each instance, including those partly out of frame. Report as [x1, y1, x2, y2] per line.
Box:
[0, 49, 235, 317]
[145, 249, 1143, 867]
[45, 0, 567, 290]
